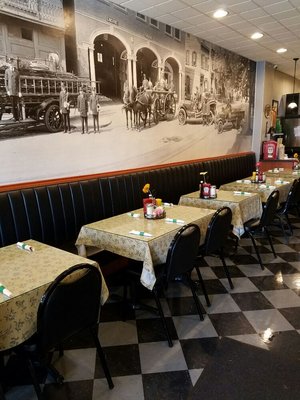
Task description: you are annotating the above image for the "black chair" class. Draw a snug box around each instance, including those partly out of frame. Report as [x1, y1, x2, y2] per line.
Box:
[14, 263, 113, 399]
[275, 179, 300, 239]
[124, 224, 205, 348]
[244, 190, 279, 270]
[195, 207, 234, 292]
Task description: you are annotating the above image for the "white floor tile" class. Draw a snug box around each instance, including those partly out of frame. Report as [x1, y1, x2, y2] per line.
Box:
[93, 375, 144, 400]
[204, 293, 241, 314]
[238, 264, 273, 277]
[189, 368, 203, 386]
[53, 348, 96, 382]
[139, 340, 187, 374]
[243, 309, 294, 333]
[262, 289, 300, 308]
[220, 277, 260, 293]
[172, 314, 218, 339]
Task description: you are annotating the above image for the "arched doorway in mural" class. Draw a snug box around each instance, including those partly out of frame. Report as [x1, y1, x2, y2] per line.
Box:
[94, 34, 126, 100]
[164, 57, 179, 94]
[136, 48, 158, 88]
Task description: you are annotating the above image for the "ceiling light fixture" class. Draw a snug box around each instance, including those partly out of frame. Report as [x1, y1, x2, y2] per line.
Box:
[213, 9, 228, 19]
[277, 48, 287, 54]
[251, 32, 263, 40]
[288, 57, 299, 109]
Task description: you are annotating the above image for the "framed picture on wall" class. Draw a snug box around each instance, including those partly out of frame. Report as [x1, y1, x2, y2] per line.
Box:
[272, 99, 278, 114]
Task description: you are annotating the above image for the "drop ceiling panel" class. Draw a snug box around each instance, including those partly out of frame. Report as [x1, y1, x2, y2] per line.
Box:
[108, 0, 300, 77]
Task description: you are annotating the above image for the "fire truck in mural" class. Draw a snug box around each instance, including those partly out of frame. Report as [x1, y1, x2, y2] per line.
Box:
[0, 61, 100, 133]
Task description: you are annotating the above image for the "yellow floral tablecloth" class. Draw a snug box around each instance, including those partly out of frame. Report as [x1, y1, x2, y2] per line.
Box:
[219, 176, 293, 203]
[265, 168, 300, 179]
[76, 205, 215, 291]
[179, 190, 262, 238]
[0, 240, 108, 351]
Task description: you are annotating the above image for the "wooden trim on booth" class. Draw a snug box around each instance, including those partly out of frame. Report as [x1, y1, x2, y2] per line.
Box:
[0, 152, 255, 193]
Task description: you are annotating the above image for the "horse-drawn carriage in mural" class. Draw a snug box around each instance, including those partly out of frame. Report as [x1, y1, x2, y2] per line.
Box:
[0, 62, 100, 133]
[177, 97, 217, 125]
[123, 87, 176, 130]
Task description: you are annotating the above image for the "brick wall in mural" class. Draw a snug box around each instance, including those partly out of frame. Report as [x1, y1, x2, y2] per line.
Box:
[0, 0, 255, 184]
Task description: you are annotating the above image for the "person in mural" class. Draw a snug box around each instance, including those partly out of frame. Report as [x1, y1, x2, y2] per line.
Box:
[192, 87, 201, 112]
[89, 87, 101, 133]
[202, 97, 210, 125]
[77, 87, 89, 134]
[59, 83, 71, 133]
[141, 74, 149, 91]
[224, 99, 232, 122]
[5, 60, 21, 121]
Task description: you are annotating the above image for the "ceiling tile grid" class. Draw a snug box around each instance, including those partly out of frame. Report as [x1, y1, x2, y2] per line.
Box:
[111, 0, 300, 78]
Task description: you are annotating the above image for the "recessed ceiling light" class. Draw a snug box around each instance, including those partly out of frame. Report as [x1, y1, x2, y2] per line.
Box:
[213, 9, 228, 19]
[276, 48, 287, 54]
[251, 32, 263, 40]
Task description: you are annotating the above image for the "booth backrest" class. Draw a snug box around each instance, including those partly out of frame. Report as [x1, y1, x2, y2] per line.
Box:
[0, 152, 256, 249]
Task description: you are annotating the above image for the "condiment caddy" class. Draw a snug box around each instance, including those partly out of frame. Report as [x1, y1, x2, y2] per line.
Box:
[199, 171, 217, 199]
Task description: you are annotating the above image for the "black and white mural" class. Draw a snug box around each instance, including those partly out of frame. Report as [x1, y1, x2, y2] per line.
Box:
[0, 0, 255, 185]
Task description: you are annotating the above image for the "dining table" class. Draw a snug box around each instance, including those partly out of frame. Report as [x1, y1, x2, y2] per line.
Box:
[265, 168, 300, 179]
[179, 190, 263, 238]
[0, 240, 108, 352]
[219, 176, 293, 203]
[76, 205, 215, 291]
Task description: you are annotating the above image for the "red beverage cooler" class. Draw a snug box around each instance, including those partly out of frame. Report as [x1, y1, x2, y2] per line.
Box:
[263, 140, 277, 160]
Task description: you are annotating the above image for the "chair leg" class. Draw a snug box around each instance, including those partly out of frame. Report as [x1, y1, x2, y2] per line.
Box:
[220, 249, 234, 289]
[26, 358, 43, 400]
[152, 288, 173, 347]
[248, 232, 264, 270]
[91, 327, 114, 389]
[265, 227, 277, 258]
[195, 266, 210, 306]
[187, 275, 204, 321]
[285, 214, 293, 236]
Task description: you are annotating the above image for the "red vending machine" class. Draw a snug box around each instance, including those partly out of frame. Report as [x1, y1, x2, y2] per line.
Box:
[263, 140, 277, 160]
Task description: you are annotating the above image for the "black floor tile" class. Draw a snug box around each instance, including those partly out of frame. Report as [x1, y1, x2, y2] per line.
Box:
[43, 380, 94, 400]
[278, 307, 300, 329]
[136, 317, 178, 343]
[230, 292, 274, 311]
[277, 252, 300, 262]
[249, 275, 289, 291]
[200, 279, 228, 294]
[230, 254, 261, 265]
[143, 370, 192, 400]
[212, 265, 245, 279]
[95, 344, 141, 378]
[167, 296, 205, 316]
[264, 262, 299, 275]
[208, 312, 256, 336]
[180, 337, 219, 369]
[188, 337, 300, 400]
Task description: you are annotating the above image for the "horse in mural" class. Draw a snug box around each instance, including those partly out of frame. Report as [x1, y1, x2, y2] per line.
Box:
[133, 88, 153, 131]
[122, 86, 135, 129]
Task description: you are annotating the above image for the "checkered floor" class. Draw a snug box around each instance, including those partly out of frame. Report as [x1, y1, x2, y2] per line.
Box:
[3, 219, 300, 400]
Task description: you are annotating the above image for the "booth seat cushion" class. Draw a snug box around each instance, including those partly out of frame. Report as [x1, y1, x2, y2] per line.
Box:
[0, 152, 256, 249]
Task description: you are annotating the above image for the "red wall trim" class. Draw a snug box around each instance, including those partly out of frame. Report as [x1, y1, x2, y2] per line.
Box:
[0, 152, 255, 193]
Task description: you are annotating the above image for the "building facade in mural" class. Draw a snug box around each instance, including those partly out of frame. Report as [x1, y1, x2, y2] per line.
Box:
[0, 0, 255, 184]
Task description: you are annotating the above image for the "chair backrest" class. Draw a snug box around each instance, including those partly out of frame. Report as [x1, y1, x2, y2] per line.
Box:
[36, 263, 102, 355]
[203, 206, 232, 254]
[283, 179, 300, 212]
[165, 223, 200, 281]
[260, 190, 279, 226]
